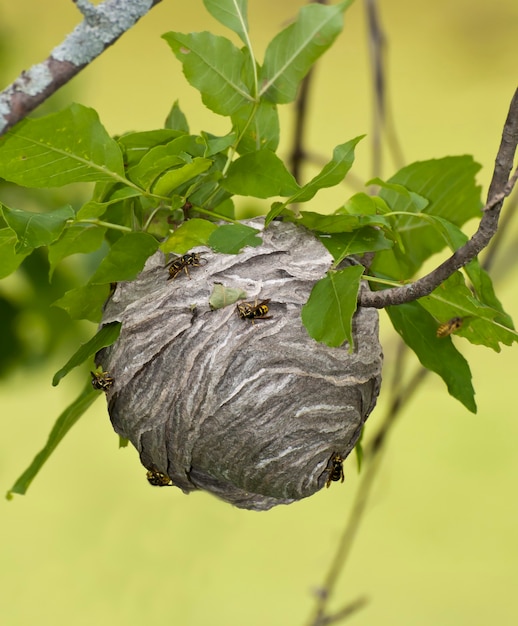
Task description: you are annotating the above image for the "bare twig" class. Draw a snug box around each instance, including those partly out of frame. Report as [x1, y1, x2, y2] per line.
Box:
[289, 0, 328, 183]
[365, 0, 384, 178]
[0, 0, 163, 136]
[289, 67, 316, 183]
[307, 449, 382, 626]
[481, 190, 518, 272]
[359, 88, 518, 309]
[311, 596, 368, 626]
[364, 0, 404, 177]
[307, 364, 429, 626]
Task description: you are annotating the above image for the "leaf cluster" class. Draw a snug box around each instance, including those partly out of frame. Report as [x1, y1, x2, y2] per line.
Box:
[1, 0, 516, 497]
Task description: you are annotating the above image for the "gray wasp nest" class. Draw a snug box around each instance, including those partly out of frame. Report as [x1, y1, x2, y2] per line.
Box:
[96, 218, 383, 510]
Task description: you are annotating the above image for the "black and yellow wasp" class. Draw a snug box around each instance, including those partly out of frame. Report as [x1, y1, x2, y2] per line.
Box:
[166, 252, 206, 281]
[146, 469, 173, 487]
[436, 316, 464, 338]
[90, 370, 114, 392]
[325, 453, 345, 488]
[236, 299, 272, 323]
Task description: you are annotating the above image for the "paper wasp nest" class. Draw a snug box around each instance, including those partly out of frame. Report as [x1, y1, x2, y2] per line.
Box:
[96, 218, 383, 510]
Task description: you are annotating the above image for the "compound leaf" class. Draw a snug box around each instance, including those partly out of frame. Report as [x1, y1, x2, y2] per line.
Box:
[203, 0, 249, 45]
[0, 104, 125, 187]
[387, 301, 476, 412]
[163, 31, 252, 116]
[259, 1, 351, 103]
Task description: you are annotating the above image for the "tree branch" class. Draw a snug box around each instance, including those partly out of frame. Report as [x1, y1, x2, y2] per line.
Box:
[0, 0, 162, 136]
[288, 0, 328, 183]
[364, 0, 404, 176]
[359, 87, 518, 309]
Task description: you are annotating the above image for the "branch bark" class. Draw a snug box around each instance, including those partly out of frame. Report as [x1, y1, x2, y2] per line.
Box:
[0, 0, 162, 136]
[358, 88, 518, 309]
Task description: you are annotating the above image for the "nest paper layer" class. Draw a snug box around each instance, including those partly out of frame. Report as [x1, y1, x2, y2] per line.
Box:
[97, 219, 383, 510]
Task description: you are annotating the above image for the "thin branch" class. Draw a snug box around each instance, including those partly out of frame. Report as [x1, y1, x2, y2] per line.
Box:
[289, 0, 328, 183]
[289, 66, 316, 183]
[359, 88, 518, 309]
[311, 596, 368, 626]
[307, 448, 382, 626]
[481, 190, 518, 272]
[0, 0, 163, 136]
[365, 0, 384, 179]
[364, 0, 405, 177]
[306, 364, 428, 626]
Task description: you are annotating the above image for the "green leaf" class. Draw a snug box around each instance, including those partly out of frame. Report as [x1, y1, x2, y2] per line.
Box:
[76, 187, 142, 220]
[1, 205, 75, 253]
[290, 210, 392, 233]
[232, 101, 280, 154]
[200, 131, 236, 157]
[48, 224, 106, 279]
[222, 150, 300, 197]
[355, 426, 364, 472]
[165, 100, 190, 132]
[88, 232, 159, 284]
[466, 260, 514, 328]
[209, 283, 247, 309]
[301, 265, 364, 348]
[208, 223, 262, 253]
[339, 192, 392, 216]
[161, 218, 217, 254]
[163, 31, 252, 115]
[0, 104, 125, 187]
[386, 302, 476, 413]
[6, 382, 99, 499]
[0, 227, 30, 278]
[259, 1, 351, 103]
[126, 135, 204, 190]
[418, 272, 517, 351]
[289, 136, 365, 203]
[318, 228, 393, 263]
[203, 0, 249, 45]
[152, 157, 213, 196]
[52, 321, 121, 386]
[367, 177, 429, 212]
[117, 129, 185, 167]
[371, 156, 482, 279]
[53, 284, 111, 323]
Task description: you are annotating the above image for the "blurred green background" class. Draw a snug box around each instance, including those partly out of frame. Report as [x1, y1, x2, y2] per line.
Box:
[1, 1, 518, 625]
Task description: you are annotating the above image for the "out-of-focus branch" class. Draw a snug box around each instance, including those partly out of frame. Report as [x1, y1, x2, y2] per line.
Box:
[364, 0, 404, 177]
[310, 596, 368, 626]
[481, 191, 518, 273]
[359, 88, 518, 309]
[289, 0, 328, 183]
[289, 66, 316, 183]
[0, 0, 162, 136]
[306, 362, 429, 626]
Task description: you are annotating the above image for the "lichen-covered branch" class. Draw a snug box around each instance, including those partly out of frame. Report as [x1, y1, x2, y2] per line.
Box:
[0, 0, 162, 136]
[358, 88, 518, 309]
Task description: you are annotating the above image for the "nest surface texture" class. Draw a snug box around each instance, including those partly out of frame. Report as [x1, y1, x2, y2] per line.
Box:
[97, 218, 383, 510]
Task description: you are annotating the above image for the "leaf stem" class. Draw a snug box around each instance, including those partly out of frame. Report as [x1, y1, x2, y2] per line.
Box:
[190, 206, 240, 225]
[363, 275, 405, 288]
[77, 218, 133, 233]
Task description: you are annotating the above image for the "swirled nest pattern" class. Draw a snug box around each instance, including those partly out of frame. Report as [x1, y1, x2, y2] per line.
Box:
[97, 218, 383, 510]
